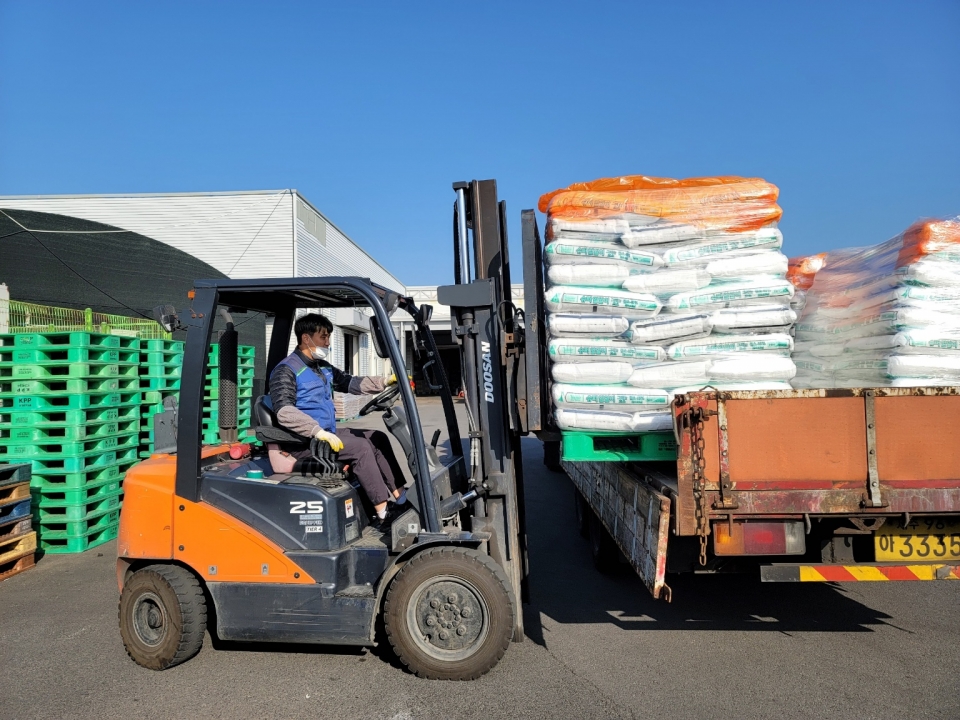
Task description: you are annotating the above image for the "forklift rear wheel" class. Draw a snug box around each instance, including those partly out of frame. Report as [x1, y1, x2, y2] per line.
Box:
[119, 564, 207, 670]
[588, 512, 620, 574]
[384, 546, 514, 680]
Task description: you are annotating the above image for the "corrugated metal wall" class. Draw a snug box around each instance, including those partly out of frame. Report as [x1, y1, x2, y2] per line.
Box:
[0, 191, 295, 279]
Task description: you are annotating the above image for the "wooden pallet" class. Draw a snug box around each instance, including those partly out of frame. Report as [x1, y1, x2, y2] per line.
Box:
[0, 552, 36, 582]
[0, 531, 36, 565]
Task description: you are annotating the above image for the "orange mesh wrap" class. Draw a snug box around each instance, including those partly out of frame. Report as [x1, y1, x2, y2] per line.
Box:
[539, 176, 781, 235]
[897, 219, 960, 267]
[787, 253, 828, 290]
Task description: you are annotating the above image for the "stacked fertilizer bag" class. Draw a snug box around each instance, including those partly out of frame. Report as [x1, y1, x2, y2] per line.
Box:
[539, 175, 799, 434]
[792, 218, 960, 388]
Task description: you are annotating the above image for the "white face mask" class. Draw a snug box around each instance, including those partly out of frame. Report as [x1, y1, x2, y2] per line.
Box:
[306, 338, 328, 361]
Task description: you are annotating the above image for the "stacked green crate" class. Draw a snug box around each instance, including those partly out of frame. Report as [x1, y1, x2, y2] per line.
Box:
[203, 345, 255, 444]
[0, 332, 140, 553]
[138, 339, 184, 457]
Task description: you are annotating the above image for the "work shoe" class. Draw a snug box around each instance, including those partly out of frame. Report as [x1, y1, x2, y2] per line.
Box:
[369, 513, 394, 534]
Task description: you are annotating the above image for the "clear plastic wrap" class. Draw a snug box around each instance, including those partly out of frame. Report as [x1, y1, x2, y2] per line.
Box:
[666, 333, 794, 359]
[792, 217, 960, 388]
[625, 314, 713, 345]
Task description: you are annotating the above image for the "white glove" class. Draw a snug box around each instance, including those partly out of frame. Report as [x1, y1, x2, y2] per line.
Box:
[314, 428, 343, 452]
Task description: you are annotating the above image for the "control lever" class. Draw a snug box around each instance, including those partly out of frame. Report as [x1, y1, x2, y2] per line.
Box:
[430, 429, 441, 448]
[438, 489, 480, 518]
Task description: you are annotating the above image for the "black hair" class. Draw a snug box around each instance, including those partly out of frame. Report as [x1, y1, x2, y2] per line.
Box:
[295, 312, 333, 343]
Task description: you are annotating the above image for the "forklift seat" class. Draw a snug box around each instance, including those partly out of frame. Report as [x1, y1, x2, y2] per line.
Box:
[253, 395, 312, 446]
[254, 395, 349, 479]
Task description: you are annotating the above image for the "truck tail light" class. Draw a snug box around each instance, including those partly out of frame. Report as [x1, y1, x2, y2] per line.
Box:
[714, 521, 805, 556]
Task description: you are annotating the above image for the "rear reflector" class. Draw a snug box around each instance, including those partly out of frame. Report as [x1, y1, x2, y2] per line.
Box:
[714, 521, 806, 556]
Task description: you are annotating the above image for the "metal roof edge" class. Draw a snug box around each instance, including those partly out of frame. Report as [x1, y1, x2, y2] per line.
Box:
[292, 191, 406, 293]
[0, 189, 292, 200]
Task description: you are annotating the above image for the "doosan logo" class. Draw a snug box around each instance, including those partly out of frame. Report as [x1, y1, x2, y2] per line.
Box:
[481, 341, 494, 403]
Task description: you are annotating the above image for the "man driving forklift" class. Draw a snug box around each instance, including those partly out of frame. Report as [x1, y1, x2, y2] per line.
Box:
[267, 312, 408, 530]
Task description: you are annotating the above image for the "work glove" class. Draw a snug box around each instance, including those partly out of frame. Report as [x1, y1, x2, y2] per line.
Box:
[314, 428, 344, 453]
[384, 373, 397, 386]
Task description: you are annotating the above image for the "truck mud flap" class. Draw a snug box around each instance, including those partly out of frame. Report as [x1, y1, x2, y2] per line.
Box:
[563, 460, 672, 601]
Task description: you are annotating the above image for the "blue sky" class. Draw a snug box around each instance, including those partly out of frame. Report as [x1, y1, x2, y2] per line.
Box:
[1, 1, 958, 286]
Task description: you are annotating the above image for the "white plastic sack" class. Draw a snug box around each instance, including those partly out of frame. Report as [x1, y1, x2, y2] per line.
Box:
[551, 383, 671, 410]
[659, 228, 783, 265]
[551, 361, 637, 385]
[628, 360, 712, 389]
[705, 252, 789, 279]
[546, 313, 629, 337]
[554, 408, 674, 433]
[625, 314, 713, 345]
[548, 264, 633, 287]
[545, 286, 661, 317]
[544, 240, 663, 270]
[622, 267, 711, 294]
[886, 354, 960, 379]
[710, 305, 798, 331]
[669, 381, 794, 396]
[548, 338, 666, 363]
[620, 222, 705, 247]
[667, 279, 794, 312]
[897, 260, 960, 287]
[708, 355, 797, 381]
[667, 333, 794, 359]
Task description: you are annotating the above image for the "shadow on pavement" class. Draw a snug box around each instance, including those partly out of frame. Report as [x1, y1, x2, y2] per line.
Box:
[517, 437, 895, 643]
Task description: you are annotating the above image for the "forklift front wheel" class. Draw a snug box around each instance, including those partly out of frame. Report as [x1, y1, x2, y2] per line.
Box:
[384, 546, 514, 680]
[118, 564, 207, 670]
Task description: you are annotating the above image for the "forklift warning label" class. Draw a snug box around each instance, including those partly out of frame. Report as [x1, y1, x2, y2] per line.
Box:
[345, 499, 355, 518]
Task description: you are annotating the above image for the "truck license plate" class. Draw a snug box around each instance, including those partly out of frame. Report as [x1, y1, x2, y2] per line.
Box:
[875, 517, 960, 562]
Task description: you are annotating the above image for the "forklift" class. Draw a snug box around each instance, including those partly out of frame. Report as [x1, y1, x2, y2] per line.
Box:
[117, 180, 545, 680]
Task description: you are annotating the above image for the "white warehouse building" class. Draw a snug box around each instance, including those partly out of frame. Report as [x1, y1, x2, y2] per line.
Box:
[0, 190, 406, 378]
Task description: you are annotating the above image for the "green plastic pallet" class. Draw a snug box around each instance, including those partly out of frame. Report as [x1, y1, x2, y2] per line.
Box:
[4, 332, 123, 349]
[208, 344, 256, 363]
[139, 376, 181, 391]
[142, 339, 184, 353]
[0, 375, 140, 395]
[32, 478, 121, 506]
[33, 487, 122, 521]
[1, 362, 138, 380]
[1, 393, 123, 411]
[38, 521, 118, 553]
[1, 345, 135, 365]
[561, 431, 678, 462]
[29, 462, 121, 490]
[1, 419, 138, 444]
[1, 404, 140, 429]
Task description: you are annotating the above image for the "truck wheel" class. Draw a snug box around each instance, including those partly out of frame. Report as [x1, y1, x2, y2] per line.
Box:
[574, 488, 589, 538]
[588, 512, 620, 574]
[542, 440, 563, 472]
[119, 564, 207, 670]
[384, 546, 514, 680]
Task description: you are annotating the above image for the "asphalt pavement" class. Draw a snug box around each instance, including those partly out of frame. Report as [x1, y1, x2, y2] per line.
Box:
[1, 397, 958, 720]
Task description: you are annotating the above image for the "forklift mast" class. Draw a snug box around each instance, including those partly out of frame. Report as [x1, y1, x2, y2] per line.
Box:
[437, 180, 531, 635]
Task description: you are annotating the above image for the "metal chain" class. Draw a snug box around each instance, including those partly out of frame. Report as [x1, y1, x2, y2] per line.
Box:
[689, 407, 709, 566]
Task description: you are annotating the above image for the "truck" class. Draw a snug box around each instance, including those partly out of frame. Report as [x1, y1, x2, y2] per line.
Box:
[116, 178, 959, 682]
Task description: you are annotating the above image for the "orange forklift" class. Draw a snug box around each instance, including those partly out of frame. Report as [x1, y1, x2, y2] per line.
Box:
[116, 180, 538, 679]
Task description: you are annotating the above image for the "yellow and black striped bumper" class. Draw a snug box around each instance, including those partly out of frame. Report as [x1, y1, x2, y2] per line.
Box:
[761, 563, 960, 582]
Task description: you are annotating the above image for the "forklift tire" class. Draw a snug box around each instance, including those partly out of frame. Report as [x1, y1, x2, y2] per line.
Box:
[384, 546, 514, 680]
[574, 488, 589, 538]
[588, 512, 620, 575]
[118, 564, 207, 671]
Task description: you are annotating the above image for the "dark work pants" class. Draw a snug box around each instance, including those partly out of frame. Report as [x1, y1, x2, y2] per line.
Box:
[336, 428, 406, 505]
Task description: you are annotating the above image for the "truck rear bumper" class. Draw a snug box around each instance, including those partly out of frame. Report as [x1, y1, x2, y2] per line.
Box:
[761, 562, 960, 582]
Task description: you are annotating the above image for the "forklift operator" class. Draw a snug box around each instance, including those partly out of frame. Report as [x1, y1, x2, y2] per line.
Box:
[268, 313, 408, 529]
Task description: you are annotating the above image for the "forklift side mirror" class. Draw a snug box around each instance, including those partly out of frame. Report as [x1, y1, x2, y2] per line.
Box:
[369, 314, 390, 359]
[153, 304, 180, 333]
[419, 304, 433, 324]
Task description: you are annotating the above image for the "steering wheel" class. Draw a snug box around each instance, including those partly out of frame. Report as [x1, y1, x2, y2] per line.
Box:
[358, 383, 401, 416]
